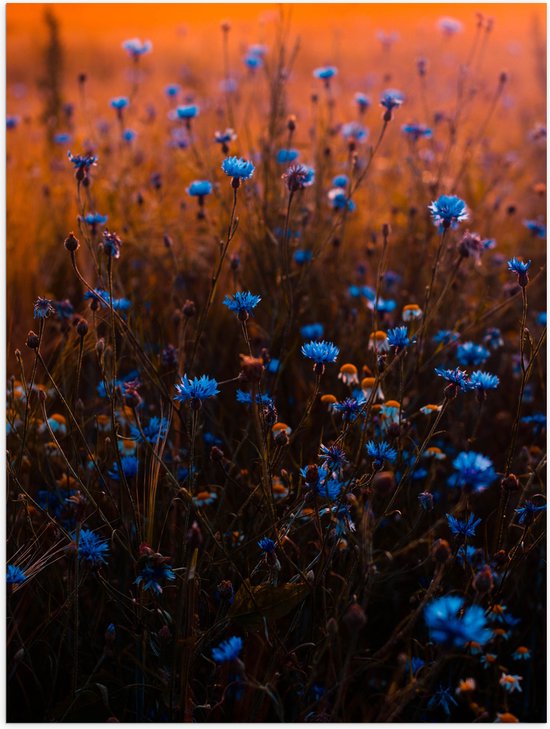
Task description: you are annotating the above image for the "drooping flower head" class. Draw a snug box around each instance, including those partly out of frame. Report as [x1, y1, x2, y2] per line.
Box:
[174, 375, 219, 408]
[429, 195, 469, 230]
[222, 291, 261, 321]
[212, 635, 243, 663]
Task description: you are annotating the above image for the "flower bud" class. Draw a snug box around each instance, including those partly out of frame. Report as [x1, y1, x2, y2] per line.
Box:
[64, 232, 80, 252]
[432, 538, 451, 563]
[26, 331, 40, 350]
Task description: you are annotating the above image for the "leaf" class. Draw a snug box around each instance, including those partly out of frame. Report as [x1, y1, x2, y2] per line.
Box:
[228, 579, 309, 628]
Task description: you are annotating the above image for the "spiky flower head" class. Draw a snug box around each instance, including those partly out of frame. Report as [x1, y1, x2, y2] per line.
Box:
[428, 195, 469, 230]
[174, 375, 219, 407]
[222, 291, 261, 321]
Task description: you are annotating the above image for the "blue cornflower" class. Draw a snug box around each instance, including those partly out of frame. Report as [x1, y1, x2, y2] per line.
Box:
[333, 398, 361, 423]
[212, 636, 243, 663]
[283, 163, 315, 191]
[244, 53, 262, 69]
[68, 151, 98, 170]
[318, 443, 348, 472]
[109, 455, 139, 480]
[354, 92, 371, 111]
[174, 375, 219, 405]
[34, 297, 55, 319]
[110, 96, 129, 110]
[221, 156, 255, 182]
[380, 89, 405, 117]
[434, 367, 471, 392]
[433, 330, 460, 345]
[301, 324, 324, 341]
[301, 340, 339, 365]
[523, 219, 546, 238]
[165, 83, 180, 97]
[425, 595, 491, 648]
[76, 529, 110, 567]
[54, 132, 71, 144]
[7, 564, 27, 584]
[317, 477, 343, 501]
[521, 412, 546, 435]
[266, 358, 280, 374]
[187, 180, 213, 197]
[294, 249, 313, 265]
[446, 513, 481, 539]
[51, 299, 73, 322]
[83, 212, 108, 227]
[366, 440, 397, 468]
[328, 187, 355, 211]
[418, 492, 434, 511]
[6, 115, 19, 129]
[236, 389, 272, 406]
[507, 257, 531, 286]
[387, 326, 410, 349]
[130, 416, 169, 445]
[428, 686, 457, 716]
[456, 342, 490, 367]
[123, 129, 136, 142]
[122, 38, 152, 57]
[313, 66, 338, 80]
[258, 537, 276, 553]
[483, 327, 503, 350]
[222, 291, 261, 320]
[341, 121, 369, 142]
[332, 174, 349, 188]
[276, 148, 300, 164]
[215, 128, 237, 146]
[448, 452, 496, 493]
[176, 104, 199, 120]
[134, 561, 175, 595]
[469, 370, 499, 393]
[515, 500, 547, 526]
[428, 195, 469, 230]
[402, 122, 432, 140]
[536, 311, 547, 326]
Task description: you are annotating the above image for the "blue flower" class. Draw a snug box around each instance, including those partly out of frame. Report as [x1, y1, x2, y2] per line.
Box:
[354, 92, 370, 111]
[317, 477, 344, 501]
[448, 452, 497, 493]
[294, 249, 313, 265]
[165, 83, 181, 97]
[34, 297, 55, 319]
[428, 686, 457, 716]
[266, 358, 280, 374]
[236, 389, 272, 406]
[380, 88, 405, 111]
[520, 412, 546, 434]
[328, 187, 355, 211]
[258, 537, 276, 553]
[387, 326, 410, 349]
[6, 115, 19, 129]
[300, 323, 324, 340]
[428, 195, 469, 229]
[101, 230, 122, 259]
[366, 440, 397, 468]
[332, 174, 349, 188]
[187, 180, 213, 197]
[313, 66, 338, 80]
[434, 367, 471, 392]
[402, 123, 432, 140]
[123, 129, 136, 142]
[221, 156, 255, 181]
[212, 635, 243, 663]
[515, 500, 547, 526]
[176, 104, 199, 120]
[341, 121, 368, 142]
[109, 455, 139, 480]
[456, 342, 490, 367]
[446, 513, 481, 539]
[222, 291, 261, 319]
[130, 416, 169, 444]
[319, 444, 348, 472]
[68, 151, 98, 169]
[122, 38, 152, 57]
[54, 132, 71, 144]
[433, 330, 460, 345]
[76, 529, 110, 567]
[174, 375, 219, 404]
[83, 212, 108, 227]
[7, 564, 27, 584]
[283, 163, 315, 191]
[333, 398, 362, 423]
[507, 257, 531, 286]
[424, 595, 491, 648]
[469, 370, 499, 392]
[301, 340, 339, 365]
[134, 560, 175, 595]
[483, 327, 503, 350]
[276, 148, 300, 164]
[523, 219, 546, 238]
[215, 128, 237, 145]
[244, 53, 262, 69]
[110, 96, 129, 110]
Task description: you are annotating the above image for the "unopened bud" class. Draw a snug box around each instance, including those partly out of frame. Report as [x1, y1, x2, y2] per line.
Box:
[432, 538, 451, 563]
[64, 232, 80, 252]
[76, 319, 89, 337]
[26, 331, 40, 350]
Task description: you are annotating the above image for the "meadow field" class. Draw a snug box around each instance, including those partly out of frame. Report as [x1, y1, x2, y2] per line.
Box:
[6, 3, 547, 722]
